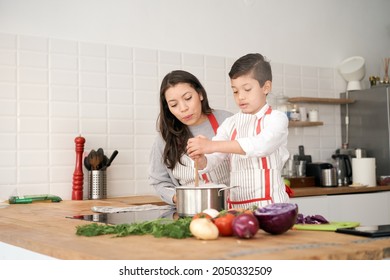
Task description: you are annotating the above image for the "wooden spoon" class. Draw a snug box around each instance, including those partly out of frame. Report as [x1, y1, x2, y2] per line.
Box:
[88, 150, 99, 170]
[96, 148, 105, 170]
[194, 161, 199, 187]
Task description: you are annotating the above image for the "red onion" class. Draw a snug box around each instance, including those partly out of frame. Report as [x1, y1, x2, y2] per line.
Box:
[232, 213, 259, 239]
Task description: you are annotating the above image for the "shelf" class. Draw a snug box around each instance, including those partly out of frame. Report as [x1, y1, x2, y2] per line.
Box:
[287, 97, 355, 104]
[288, 121, 323, 127]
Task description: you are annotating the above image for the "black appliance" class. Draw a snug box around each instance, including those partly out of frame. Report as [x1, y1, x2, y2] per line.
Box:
[306, 162, 334, 186]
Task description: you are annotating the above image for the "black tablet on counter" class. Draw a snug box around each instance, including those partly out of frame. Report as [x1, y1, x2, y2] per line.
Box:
[336, 224, 390, 237]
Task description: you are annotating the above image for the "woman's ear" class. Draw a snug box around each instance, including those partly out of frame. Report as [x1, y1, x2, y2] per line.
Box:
[200, 94, 204, 101]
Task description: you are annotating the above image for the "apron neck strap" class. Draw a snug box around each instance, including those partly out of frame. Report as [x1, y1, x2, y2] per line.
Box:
[207, 113, 219, 134]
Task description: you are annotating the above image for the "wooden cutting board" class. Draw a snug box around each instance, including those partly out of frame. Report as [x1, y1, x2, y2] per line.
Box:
[293, 221, 360, 231]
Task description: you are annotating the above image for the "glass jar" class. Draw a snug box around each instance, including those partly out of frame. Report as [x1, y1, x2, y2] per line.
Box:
[289, 104, 300, 121]
[275, 95, 292, 118]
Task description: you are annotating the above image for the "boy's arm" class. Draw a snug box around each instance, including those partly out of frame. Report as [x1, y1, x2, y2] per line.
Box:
[236, 111, 289, 157]
[187, 137, 245, 157]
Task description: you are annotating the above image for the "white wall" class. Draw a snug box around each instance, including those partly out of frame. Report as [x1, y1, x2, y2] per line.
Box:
[0, 0, 389, 200]
[1, 0, 389, 77]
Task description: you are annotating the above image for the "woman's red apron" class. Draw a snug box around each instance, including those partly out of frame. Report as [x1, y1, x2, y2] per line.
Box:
[172, 113, 230, 186]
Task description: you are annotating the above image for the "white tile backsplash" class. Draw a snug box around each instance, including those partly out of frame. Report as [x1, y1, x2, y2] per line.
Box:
[50, 86, 78, 102]
[19, 117, 48, 133]
[0, 50, 16, 65]
[18, 151, 48, 166]
[80, 72, 106, 88]
[19, 85, 48, 100]
[50, 70, 78, 86]
[107, 73, 133, 89]
[0, 33, 17, 49]
[107, 59, 132, 75]
[134, 48, 157, 63]
[19, 134, 48, 150]
[79, 42, 106, 57]
[159, 50, 181, 65]
[19, 101, 48, 116]
[0, 84, 16, 99]
[0, 32, 346, 200]
[0, 67, 16, 82]
[80, 57, 106, 73]
[1, 118, 16, 132]
[107, 45, 132, 59]
[19, 35, 48, 52]
[50, 39, 78, 55]
[19, 51, 48, 68]
[0, 151, 16, 166]
[0, 100, 16, 115]
[182, 53, 204, 67]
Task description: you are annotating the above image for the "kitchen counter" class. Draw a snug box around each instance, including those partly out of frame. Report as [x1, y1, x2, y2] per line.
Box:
[292, 185, 390, 197]
[0, 195, 389, 260]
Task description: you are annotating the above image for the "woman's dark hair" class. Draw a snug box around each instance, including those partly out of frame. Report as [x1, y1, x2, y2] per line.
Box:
[158, 70, 213, 169]
[229, 53, 272, 87]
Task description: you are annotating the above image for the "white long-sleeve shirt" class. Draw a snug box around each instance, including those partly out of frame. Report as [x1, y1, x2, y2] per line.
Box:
[203, 104, 289, 174]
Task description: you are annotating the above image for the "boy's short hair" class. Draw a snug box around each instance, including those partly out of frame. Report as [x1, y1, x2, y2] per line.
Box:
[229, 53, 272, 87]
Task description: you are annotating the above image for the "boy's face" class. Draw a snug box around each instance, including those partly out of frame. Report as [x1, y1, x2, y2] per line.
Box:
[230, 74, 271, 114]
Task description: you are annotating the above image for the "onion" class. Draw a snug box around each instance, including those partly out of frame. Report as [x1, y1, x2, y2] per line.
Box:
[232, 213, 259, 239]
[189, 218, 219, 240]
[202, 208, 220, 219]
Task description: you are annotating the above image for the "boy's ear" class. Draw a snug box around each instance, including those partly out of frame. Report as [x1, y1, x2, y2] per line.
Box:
[263, 80, 272, 94]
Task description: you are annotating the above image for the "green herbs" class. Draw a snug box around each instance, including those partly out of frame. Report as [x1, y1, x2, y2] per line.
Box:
[76, 217, 193, 239]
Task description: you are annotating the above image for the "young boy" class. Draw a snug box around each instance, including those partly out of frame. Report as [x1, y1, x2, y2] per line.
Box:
[187, 53, 290, 209]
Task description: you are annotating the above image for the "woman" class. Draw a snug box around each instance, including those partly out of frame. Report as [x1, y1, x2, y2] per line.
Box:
[149, 70, 233, 205]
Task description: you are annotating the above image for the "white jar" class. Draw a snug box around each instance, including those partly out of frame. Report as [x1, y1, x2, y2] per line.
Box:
[308, 109, 318, 122]
[299, 107, 307, 121]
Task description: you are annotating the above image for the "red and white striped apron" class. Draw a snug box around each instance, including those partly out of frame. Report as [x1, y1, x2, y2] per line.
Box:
[227, 107, 289, 209]
[172, 113, 230, 186]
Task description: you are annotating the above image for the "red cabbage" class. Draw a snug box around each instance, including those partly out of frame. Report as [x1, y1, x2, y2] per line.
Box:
[254, 203, 298, 235]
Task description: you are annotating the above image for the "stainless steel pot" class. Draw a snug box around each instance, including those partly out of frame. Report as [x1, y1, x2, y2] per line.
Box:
[176, 184, 236, 217]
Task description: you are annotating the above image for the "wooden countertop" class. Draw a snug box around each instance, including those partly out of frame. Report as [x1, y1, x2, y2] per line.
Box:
[1, 195, 390, 260]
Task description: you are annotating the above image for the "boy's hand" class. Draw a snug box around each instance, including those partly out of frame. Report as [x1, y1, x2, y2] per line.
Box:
[186, 135, 212, 157]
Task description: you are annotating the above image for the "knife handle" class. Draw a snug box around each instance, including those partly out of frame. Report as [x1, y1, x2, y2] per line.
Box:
[299, 145, 304, 156]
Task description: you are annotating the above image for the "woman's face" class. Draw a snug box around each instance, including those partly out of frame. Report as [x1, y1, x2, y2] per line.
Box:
[231, 74, 271, 114]
[165, 83, 207, 126]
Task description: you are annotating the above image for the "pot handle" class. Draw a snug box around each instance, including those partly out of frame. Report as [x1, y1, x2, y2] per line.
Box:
[218, 185, 238, 196]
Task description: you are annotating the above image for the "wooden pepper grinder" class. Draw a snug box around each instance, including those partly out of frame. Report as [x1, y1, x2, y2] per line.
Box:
[72, 135, 86, 200]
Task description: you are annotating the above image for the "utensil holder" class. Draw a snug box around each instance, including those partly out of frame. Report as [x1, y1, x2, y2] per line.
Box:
[88, 170, 107, 199]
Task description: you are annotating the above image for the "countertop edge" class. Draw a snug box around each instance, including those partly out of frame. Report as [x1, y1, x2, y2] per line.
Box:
[291, 185, 390, 197]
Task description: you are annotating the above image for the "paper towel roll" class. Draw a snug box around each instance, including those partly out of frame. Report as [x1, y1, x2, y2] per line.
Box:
[352, 158, 376, 186]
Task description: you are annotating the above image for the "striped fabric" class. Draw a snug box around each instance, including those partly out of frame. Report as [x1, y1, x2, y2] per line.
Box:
[227, 107, 289, 209]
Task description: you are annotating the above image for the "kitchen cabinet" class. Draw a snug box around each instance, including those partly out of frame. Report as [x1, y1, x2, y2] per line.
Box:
[291, 190, 390, 225]
[287, 97, 355, 127]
